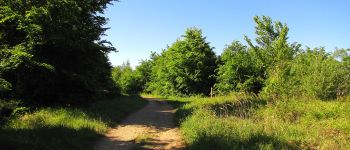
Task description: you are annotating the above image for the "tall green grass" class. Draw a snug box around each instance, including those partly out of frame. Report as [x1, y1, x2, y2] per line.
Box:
[164, 94, 350, 150]
[0, 96, 147, 150]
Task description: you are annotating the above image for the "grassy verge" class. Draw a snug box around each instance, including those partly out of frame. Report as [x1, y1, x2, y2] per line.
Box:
[0, 95, 147, 150]
[161, 93, 350, 150]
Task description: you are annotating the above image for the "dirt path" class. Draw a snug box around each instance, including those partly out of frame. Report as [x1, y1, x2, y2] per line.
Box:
[94, 97, 185, 150]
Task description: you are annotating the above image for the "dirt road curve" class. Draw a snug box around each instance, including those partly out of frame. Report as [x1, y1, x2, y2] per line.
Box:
[94, 97, 185, 150]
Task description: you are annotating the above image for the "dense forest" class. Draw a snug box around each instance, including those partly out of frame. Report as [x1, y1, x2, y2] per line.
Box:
[0, 0, 118, 115]
[1, 0, 350, 149]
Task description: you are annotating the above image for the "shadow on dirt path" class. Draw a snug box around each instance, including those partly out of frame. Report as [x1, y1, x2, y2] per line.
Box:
[94, 97, 185, 150]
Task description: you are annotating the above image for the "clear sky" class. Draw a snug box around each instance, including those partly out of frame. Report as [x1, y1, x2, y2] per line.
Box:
[103, 0, 350, 67]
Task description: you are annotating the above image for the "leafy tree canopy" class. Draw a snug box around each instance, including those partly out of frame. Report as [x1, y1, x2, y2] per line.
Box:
[148, 28, 217, 96]
[0, 0, 117, 105]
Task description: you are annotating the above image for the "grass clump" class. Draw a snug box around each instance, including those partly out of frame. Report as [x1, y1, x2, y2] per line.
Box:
[164, 94, 350, 150]
[0, 96, 147, 150]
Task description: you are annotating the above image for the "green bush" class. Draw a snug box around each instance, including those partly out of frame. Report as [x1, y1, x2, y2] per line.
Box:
[215, 41, 263, 94]
[0, 99, 23, 124]
[147, 28, 217, 96]
[111, 61, 146, 94]
[263, 48, 350, 100]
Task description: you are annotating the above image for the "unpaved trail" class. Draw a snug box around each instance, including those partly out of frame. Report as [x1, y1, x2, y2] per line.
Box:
[94, 97, 185, 150]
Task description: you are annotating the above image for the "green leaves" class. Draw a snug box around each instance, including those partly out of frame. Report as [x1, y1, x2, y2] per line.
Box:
[216, 16, 349, 100]
[148, 28, 217, 96]
[0, 78, 12, 95]
[0, 6, 18, 23]
[245, 16, 300, 68]
[215, 41, 262, 94]
[112, 62, 138, 94]
[0, 0, 117, 105]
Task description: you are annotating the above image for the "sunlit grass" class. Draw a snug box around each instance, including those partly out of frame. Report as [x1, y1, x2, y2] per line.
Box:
[163, 94, 350, 149]
[7, 108, 107, 132]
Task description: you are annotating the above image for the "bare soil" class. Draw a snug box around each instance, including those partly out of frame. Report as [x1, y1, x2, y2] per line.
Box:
[94, 97, 185, 150]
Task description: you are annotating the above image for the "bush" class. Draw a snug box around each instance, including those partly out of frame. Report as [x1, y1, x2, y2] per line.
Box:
[147, 28, 217, 96]
[263, 48, 350, 100]
[0, 99, 22, 124]
[112, 61, 144, 94]
[215, 41, 263, 94]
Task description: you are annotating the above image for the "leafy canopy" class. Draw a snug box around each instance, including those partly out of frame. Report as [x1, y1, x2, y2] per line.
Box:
[148, 28, 217, 96]
[0, 0, 117, 105]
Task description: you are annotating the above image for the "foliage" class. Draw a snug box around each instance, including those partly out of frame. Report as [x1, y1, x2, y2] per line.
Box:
[0, 45, 55, 104]
[0, 0, 117, 105]
[245, 16, 301, 67]
[0, 78, 11, 97]
[111, 58, 157, 95]
[263, 48, 350, 100]
[215, 16, 302, 96]
[135, 56, 156, 93]
[0, 96, 147, 150]
[147, 28, 217, 96]
[214, 15, 350, 100]
[215, 41, 263, 94]
[112, 61, 143, 94]
[333, 48, 350, 96]
[245, 16, 300, 93]
[0, 99, 22, 124]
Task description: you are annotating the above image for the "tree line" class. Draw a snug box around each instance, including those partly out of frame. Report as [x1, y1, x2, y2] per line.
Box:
[113, 16, 350, 100]
[1, 0, 349, 123]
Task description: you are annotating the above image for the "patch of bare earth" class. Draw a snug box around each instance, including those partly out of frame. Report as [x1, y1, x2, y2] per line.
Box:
[94, 98, 185, 150]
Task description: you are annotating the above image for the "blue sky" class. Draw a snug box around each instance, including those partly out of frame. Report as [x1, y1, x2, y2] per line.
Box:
[103, 0, 350, 67]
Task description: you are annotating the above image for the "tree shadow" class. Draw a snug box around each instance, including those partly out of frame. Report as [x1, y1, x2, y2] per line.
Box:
[166, 100, 188, 109]
[83, 95, 148, 127]
[96, 136, 184, 150]
[187, 133, 298, 150]
[113, 97, 182, 130]
[0, 95, 149, 150]
[150, 98, 191, 125]
[134, 138, 184, 150]
[94, 97, 186, 150]
[210, 98, 267, 119]
[0, 126, 104, 150]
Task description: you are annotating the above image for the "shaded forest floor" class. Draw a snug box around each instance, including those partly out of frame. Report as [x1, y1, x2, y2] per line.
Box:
[0, 96, 147, 150]
[94, 97, 185, 150]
